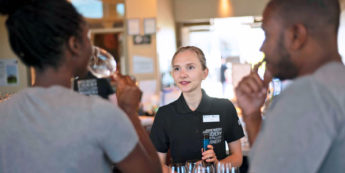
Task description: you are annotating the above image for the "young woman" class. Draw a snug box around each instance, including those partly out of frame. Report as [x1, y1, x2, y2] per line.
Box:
[150, 46, 244, 171]
[0, 0, 160, 172]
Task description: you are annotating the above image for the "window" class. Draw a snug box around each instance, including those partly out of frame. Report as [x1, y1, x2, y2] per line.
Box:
[71, 0, 103, 19]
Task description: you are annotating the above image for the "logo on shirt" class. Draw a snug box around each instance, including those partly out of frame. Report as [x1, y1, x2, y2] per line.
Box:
[203, 128, 222, 144]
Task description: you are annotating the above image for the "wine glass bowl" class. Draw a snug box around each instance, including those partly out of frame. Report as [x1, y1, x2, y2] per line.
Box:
[169, 163, 187, 173]
[185, 161, 197, 173]
[215, 162, 239, 173]
[88, 46, 117, 78]
[192, 162, 215, 173]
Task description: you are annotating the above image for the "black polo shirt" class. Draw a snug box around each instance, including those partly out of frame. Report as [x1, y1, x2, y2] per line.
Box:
[73, 72, 115, 99]
[150, 90, 244, 163]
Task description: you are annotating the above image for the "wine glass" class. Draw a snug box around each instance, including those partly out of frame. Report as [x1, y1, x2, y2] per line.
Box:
[215, 162, 240, 173]
[216, 162, 231, 173]
[88, 46, 117, 78]
[169, 163, 187, 173]
[230, 167, 240, 173]
[185, 161, 197, 173]
[192, 163, 205, 173]
[192, 162, 215, 173]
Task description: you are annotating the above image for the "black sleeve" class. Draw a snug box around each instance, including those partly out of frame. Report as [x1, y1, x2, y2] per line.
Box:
[73, 79, 79, 91]
[149, 108, 169, 153]
[97, 78, 115, 99]
[223, 100, 244, 142]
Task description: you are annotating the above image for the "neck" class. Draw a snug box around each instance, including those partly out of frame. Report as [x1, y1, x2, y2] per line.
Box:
[298, 39, 342, 77]
[183, 89, 203, 111]
[34, 66, 74, 88]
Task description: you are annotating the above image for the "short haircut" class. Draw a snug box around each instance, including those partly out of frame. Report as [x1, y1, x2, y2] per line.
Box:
[172, 46, 207, 70]
[268, 0, 340, 35]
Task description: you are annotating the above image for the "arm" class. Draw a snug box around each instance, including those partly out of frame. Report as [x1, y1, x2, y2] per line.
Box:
[201, 139, 243, 167]
[158, 152, 169, 173]
[113, 73, 162, 173]
[234, 64, 272, 146]
[223, 140, 243, 167]
[108, 93, 118, 105]
[248, 82, 335, 172]
[116, 143, 160, 173]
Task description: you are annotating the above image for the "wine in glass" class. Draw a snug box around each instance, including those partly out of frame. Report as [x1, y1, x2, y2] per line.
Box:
[88, 46, 117, 78]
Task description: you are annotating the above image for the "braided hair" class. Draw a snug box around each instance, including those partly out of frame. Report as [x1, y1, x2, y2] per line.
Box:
[0, 0, 85, 70]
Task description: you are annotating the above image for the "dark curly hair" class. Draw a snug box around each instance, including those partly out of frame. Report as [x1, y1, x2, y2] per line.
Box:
[0, 0, 84, 70]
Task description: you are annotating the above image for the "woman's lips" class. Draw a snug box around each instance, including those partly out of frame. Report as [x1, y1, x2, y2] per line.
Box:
[179, 81, 190, 85]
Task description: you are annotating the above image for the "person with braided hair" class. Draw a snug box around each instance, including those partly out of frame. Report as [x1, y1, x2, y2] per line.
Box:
[0, 0, 161, 172]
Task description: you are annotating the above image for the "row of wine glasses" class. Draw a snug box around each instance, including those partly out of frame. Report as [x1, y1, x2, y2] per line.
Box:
[168, 162, 240, 173]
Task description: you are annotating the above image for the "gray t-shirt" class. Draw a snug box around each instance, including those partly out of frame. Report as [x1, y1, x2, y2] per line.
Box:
[0, 86, 138, 173]
[249, 62, 345, 173]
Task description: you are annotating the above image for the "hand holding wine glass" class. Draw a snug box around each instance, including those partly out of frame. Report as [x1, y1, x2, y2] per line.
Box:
[87, 46, 142, 115]
[111, 72, 142, 116]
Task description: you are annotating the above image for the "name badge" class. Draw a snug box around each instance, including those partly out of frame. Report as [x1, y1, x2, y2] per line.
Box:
[203, 115, 220, 123]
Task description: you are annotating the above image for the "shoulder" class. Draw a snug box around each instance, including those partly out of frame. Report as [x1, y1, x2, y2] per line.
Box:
[211, 97, 233, 105]
[208, 97, 236, 110]
[157, 100, 177, 113]
[265, 73, 341, 131]
[48, 86, 125, 120]
[154, 100, 180, 124]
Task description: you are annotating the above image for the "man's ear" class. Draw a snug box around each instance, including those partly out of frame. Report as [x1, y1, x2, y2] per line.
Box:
[285, 24, 307, 51]
[67, 36, 80, 56]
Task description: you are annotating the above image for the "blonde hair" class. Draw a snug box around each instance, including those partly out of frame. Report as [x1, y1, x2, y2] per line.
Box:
[172, 46, 207, 70]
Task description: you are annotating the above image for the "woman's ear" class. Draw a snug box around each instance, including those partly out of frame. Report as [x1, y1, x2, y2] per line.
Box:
[67, 36, 81, 56]
[202, 68, 209, 79]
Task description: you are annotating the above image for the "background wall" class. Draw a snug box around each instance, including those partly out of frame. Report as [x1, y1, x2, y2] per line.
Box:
[1, 0, 345, 99]
[0, 16, 29, 97]
[157, 0, 177, 73]
[125, 0, 158, 80]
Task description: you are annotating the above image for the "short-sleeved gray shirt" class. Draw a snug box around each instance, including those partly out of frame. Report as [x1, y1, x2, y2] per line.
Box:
[249, 62, 345, 173]
[0, 86, 138, 173]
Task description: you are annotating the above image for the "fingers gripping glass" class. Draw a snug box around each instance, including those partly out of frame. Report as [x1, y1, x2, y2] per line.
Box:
[88, 46, 117, 78]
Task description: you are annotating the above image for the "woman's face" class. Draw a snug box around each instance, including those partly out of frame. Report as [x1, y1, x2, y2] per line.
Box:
[172, 50, 208, 93]
[74, 24, 93, 77]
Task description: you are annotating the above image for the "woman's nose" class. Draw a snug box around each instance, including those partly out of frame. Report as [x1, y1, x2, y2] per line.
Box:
[179, 69, 188, 78]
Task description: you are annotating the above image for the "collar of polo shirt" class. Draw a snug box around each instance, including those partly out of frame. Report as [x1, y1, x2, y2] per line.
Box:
[175, 89, 213, 114]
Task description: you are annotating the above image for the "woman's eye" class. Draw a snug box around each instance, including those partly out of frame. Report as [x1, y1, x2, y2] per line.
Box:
[187, 65, 195, 70]
[173, 67, 180, 71]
